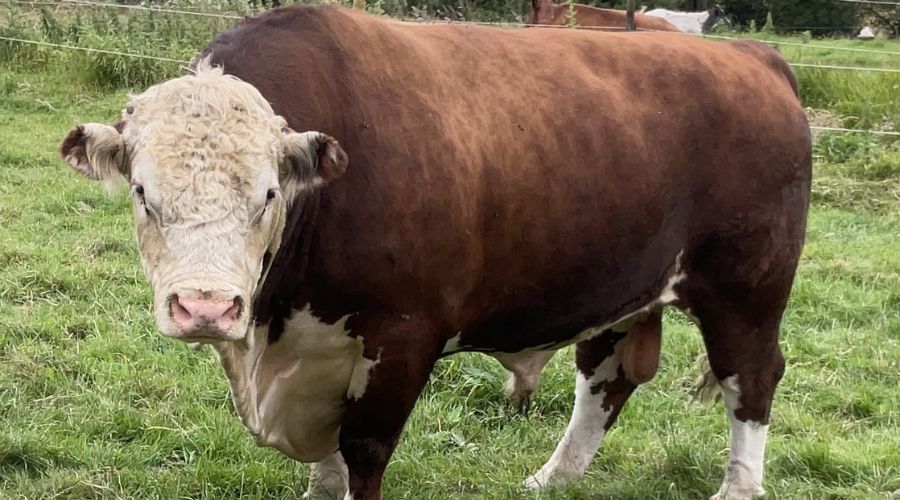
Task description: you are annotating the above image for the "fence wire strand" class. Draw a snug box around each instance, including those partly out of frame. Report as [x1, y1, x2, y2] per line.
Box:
[0, 35, 190, 63]
[828, 0, 900, 5]
[60, 0, 243, 19]
[702, 34, 900, 55]
[790, 62, 900, 72]
[811, 126, 900, 136]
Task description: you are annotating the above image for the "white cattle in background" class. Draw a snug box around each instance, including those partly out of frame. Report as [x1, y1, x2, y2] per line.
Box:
[858, 26, 875, 40]
[645, 4, 730, 34]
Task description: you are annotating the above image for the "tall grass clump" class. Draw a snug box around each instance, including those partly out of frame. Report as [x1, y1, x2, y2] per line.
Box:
[0, 3, 44, 64]
[797, 68, 900, 132]
[0, 0, 246, 88]
[812, 132, 900, 213]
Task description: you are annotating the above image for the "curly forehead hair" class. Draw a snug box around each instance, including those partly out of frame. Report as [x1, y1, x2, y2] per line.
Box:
[120, 56, 290, 225]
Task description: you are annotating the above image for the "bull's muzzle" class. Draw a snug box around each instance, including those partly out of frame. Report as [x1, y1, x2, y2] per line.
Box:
[167, 292, 243, 338]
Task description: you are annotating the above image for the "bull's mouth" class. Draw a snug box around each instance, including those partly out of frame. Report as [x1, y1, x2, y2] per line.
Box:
[160, 327, 247, 343]
[170, 332, 237, 343]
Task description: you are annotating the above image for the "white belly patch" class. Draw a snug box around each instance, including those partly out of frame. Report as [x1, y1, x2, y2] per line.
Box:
[213, 304, 376, 462]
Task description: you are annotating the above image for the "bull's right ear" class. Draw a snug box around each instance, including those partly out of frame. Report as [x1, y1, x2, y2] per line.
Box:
[279, 130, 349, 200]
[60, 123, 128, 188]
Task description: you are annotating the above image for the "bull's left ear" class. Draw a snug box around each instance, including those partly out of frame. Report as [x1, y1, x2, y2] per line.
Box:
[60, 123, 128, 187]
[280, 130, 348, 196]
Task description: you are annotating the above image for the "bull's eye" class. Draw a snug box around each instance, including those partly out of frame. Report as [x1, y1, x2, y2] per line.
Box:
[254, 189, 278, 223]
[132, 184, 151, 216]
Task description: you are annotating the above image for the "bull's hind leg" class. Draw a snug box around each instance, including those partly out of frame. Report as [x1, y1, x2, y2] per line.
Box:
[525, 312, 662, 489]
[686, 229, 803, 499]
[693, 300, 786, 500]
[690, 293, 787, 500]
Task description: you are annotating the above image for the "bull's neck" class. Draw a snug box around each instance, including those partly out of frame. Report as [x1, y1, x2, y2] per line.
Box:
[252, 189, 322, 340]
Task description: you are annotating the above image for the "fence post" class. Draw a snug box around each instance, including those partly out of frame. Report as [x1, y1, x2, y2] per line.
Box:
[686, 0, 708, 11]
[626, 0, 636, 31]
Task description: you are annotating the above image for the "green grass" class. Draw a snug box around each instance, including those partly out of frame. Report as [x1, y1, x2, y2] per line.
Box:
[2, 43, 900, 500]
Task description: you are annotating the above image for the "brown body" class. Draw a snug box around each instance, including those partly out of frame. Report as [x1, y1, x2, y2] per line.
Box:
[62, 6, 810, 499]
[527, 0, 680, 31]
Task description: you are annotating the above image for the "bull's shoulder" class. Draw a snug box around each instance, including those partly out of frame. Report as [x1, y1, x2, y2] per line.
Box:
[195, 5, 352, 62]
[225, 4, 348, 33]
[192, 5, 355, 80]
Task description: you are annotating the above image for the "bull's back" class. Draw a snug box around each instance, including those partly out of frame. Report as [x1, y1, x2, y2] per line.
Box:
[318, 17, 809, 241]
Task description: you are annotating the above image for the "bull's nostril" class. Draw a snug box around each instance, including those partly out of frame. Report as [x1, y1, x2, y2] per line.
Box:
[169, 294, 193, 326]
[224, 296, 243, 321]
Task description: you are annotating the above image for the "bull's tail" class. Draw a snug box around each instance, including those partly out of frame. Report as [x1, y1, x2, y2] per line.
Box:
[690, 353, 722, 404]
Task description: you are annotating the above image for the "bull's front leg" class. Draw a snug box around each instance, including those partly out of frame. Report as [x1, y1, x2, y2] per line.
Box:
[338, 315, 443, 500]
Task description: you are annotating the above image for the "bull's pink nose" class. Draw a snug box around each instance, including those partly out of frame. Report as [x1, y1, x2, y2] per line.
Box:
[170, 295, 242, 333]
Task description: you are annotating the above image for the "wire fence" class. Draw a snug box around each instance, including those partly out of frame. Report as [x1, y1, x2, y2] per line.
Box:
[790, 62, 900, 72]
[5, 0, 248, 13]
[6, 0, 246, 16]
[2, 0, 898, 137]
[811, 126, 900, 136]
[60, 0, 244, 18]
[0, 35, 190, 62]
[3, 37, 898, 138]
[5, 0, 900, 61]
[829, 0, 900, 5]
[8, 0, 900, 56]
[701, 34, 900, 55]
[6, 0, 70, 6]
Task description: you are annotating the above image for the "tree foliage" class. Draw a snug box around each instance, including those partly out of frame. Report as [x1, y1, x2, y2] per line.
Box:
[718, 0, 859, 34]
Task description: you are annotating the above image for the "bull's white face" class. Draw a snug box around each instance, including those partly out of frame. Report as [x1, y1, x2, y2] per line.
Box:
[60, 61, 347, 343]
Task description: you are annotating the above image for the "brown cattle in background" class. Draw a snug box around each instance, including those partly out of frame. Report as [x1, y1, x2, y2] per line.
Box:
[527, 0, 680, 31]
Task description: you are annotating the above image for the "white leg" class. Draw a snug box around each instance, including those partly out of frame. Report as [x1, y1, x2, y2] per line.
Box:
[711, 376, 768, 500]
[304, 450, 348, 500]
[525, 349, 621, 489]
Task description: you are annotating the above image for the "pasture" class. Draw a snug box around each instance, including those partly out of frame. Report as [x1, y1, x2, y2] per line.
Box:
[1, 4, 899, 499]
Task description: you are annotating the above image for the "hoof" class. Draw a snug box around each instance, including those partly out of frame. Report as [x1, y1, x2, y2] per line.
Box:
[518, 395, 531, 415]
[523, 467, 578, 490]
[709, 483, 765, 500]
[504, 374, 535, 414]
[524, 473, 549, 490]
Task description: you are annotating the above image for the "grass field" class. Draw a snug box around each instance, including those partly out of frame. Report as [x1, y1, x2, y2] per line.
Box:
[1, 17, 900, 500]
